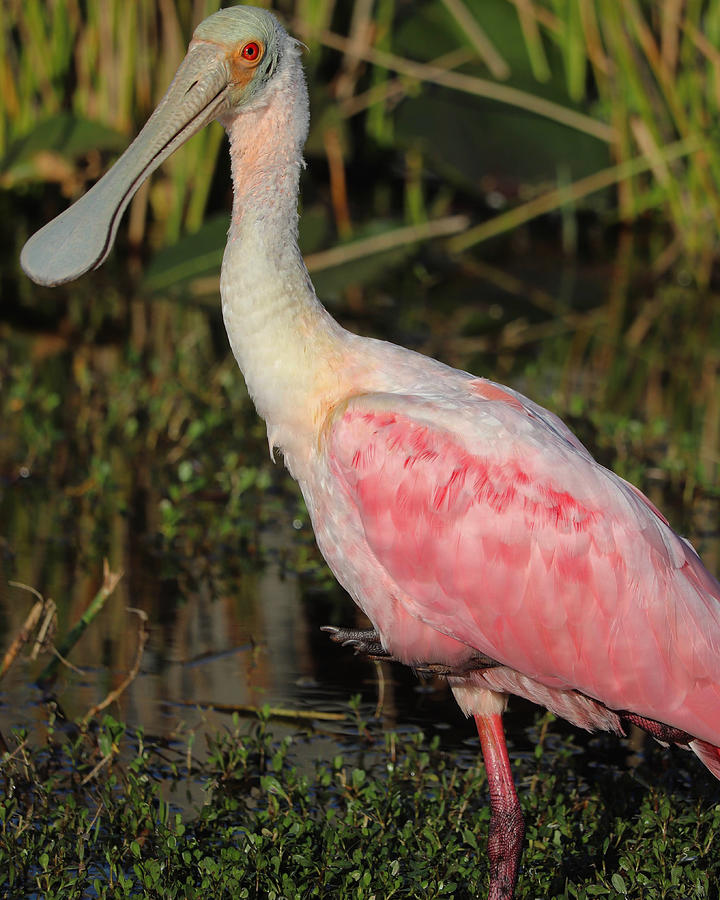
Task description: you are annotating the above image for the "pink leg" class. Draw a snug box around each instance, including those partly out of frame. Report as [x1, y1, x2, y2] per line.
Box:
[474, 713, 525, 900]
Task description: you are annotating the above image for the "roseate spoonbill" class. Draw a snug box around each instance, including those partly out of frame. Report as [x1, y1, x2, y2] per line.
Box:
[21, 7, 720, 898]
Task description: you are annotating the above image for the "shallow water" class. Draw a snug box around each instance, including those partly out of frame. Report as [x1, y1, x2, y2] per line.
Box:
[2, 235, 720, 790]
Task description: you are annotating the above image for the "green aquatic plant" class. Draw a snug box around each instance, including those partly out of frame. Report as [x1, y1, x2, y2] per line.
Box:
[1, 707, 719, 898]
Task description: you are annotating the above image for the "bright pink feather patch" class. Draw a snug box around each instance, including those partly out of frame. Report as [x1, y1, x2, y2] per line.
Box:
[468, 378, 526, 412]
[342, 408, 596, 530]
[325, 397, 720, 746]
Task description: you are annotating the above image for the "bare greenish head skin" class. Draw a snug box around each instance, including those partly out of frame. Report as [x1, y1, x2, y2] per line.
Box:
[20, 5, 289, 287]
[193, 7, 284, 108]
[195, 5, 279, 43]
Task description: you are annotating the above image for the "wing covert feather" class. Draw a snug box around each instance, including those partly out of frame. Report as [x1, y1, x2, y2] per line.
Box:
[324, 391, 720, 734]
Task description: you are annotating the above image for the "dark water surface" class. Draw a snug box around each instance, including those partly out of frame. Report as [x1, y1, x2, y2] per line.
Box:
[2, 236, 720, 794]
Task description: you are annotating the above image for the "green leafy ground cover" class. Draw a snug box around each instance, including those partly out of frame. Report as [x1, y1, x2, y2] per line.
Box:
[1, 705, 720, 899]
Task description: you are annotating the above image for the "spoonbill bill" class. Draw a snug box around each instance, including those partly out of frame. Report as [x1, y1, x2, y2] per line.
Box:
[20, 7, 720, 898]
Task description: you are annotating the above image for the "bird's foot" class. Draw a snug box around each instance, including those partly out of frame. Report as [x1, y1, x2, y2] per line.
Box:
[321, 625, 501, 674]
[320, 626, 389, 659]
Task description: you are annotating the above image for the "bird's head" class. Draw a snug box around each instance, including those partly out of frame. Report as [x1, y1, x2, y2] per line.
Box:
[191, 6, 288, 116]
[21, 6, 294, 287]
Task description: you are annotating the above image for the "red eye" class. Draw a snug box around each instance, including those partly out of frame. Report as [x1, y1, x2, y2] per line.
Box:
[241, 41, 261, 62]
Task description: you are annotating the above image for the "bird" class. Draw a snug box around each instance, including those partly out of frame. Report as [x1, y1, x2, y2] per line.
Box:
[20, 6, 720, 899]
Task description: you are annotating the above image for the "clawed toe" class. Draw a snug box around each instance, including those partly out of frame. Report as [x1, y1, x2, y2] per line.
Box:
[320, 625, 388, 658]
[321, 625, 501, 674]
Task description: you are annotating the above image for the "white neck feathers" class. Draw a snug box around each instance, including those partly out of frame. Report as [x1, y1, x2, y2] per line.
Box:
[219, 40, 348, 469]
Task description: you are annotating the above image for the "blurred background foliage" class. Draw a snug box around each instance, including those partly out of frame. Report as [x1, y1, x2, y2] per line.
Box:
[3, 0, 719, 496]
[3, 0, 720, 270]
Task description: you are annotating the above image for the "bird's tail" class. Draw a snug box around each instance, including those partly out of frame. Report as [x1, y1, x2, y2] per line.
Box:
[690, 739, 720, 780]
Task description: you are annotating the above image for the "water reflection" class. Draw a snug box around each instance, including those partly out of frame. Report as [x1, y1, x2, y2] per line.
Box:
[0, 486, 467, 753]
[2, 242, 720, 770]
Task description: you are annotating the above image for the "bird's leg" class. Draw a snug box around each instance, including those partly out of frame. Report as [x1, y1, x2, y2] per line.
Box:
[321, 625, 501, 674]
[474, 713, 525, 900]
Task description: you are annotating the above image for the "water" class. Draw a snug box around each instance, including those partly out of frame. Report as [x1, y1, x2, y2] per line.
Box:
[2, 235, 720, 783]
[0, 509, 485, 750]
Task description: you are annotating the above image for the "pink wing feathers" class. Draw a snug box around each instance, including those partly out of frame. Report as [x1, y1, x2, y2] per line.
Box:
[323, 385, 720, 747]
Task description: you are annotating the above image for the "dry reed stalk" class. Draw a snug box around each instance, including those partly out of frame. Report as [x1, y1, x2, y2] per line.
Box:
[82, 607, 149, 724]
[36, 561, 123, 686]
[0, 593, 44, 681]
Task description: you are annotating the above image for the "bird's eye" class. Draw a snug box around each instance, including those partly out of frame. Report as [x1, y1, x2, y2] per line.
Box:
[241, 41, 262, 63]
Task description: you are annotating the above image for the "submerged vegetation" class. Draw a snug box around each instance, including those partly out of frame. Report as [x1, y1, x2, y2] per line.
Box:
[2, 0, 720, 897]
